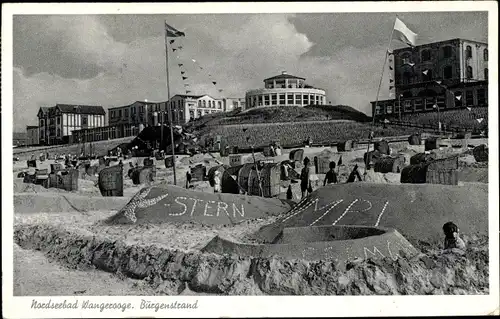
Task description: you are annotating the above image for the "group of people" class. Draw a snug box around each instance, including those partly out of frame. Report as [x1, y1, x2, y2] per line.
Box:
[297, 157, 339, 199]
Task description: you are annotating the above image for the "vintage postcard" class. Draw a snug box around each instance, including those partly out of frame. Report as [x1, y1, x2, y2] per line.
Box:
[2, 2, 498, 318]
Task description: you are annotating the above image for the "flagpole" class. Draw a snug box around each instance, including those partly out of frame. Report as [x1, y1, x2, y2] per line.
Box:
[164, 24, 177, 186]
[372, 20, 396, 126]
[398, 93, 401, 121]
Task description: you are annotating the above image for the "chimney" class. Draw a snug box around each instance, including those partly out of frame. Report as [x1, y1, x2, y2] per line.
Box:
[282, 71, 287, 75]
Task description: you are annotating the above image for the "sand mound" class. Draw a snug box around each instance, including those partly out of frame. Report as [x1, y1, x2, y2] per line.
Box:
[254, 183, 488, 244]
[14, 223, 489, 295]
[202, 225, 419, 263]
[106, 185, 292, 226]
[14, 192, 130, 214]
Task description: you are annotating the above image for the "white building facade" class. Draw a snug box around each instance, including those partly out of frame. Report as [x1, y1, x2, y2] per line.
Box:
[167, 94, 224, 124]
[245, 71, 326, 110]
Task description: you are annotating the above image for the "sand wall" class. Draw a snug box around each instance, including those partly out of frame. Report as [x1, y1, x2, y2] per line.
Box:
[14, 223, 489, 295]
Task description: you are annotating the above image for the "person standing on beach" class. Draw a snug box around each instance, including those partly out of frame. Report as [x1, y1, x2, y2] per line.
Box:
[300, 157, 312, 198]
[323, 161, 338, 186]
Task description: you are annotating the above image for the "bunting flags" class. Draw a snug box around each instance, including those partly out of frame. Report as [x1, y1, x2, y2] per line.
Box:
[186, 90, 192, 94]
[337, 156, 343, 167]
[165, 21, 186, 37]
[389, 86, 394, 90]
[173, 48, 177, 52]
[212, 81, 217, 85]
[169, 40, 175, 44]
[477, 118, 484, 123]
[384, 119, 390, 123]
[422, 70, 429, 75]
[466, 107, 471, 111]
[389, 66, 394, 70]
[181, 71, 185, 75]
[389, 79, 394, 83]
[182, 76, 188, 80]
[393, 17, 417, 47]
[178, 63, 183, 67]
[435, 80, 442, 85]
[456, 95, 462, 101]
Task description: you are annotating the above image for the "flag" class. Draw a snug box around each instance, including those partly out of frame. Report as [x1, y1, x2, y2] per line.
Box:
[165, 22, 185, 37]
[212, 81, 217, 85]
[243, 128, 248, 132]
[173, 48, 177, 52]
[456, 95, 462, 101]
[337, 156, 343, 167]
[477, 118, 484, 123]
[384, 119, 390, 123]
[169, 40, 175, 44]
[199, 66, 204, 70]
[466, 107, 471, 111]
[186, 90, 191, 94]
[422, 70, 429, 75]
[192, 59, 196, 63]
[393, 17, 417, 46]
[180, 71, 185, 75]
[389, 86, 394, 90]
[389, 79, 394, 83]
[182, 76, 188, 80]
[435, 80, 442, 85]
[389, 66, 394, 70]
[405, 62, 415, 67]
[178, 63, 183, 67]
[389, 59, 393, 63]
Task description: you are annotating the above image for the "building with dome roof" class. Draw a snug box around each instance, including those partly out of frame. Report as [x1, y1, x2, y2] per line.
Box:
[245, 71, 326, 110]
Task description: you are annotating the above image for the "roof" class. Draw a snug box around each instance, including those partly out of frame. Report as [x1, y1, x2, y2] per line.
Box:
[55, 104, 105, 115]
[172, 94, 205, 99]
[38, 107, 49, 115]
[264, 73, 306, 82]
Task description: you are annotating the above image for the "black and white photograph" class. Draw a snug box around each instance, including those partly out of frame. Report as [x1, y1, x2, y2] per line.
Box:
[2, 2, 498, 318]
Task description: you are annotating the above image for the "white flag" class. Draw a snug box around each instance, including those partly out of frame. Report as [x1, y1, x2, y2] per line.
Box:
[477, 118, 484, 123]
[393, 17, 418, 46]
[422, 70, 429, 75]
[466, 107, 471, 111]
[192, 59, 196, 63]
[436, 80, 442, 85]
[456, 95, 462, 101]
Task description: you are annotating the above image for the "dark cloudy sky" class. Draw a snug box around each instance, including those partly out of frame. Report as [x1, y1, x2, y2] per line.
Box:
[12, 11, 487, 131]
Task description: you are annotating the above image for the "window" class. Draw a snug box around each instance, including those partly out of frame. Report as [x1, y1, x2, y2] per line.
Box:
[82, 117, 88, 125]
[287, 94, 293, 105]
[271, 94, 277, 105]
[198, 100, 202, 107]
[465, 90, 473, 106]
[386, 104, 393, 114]
[118, 110, 122, 117]
[264, 95, 270, 105]
[203, 100, 206, 108]
[403, 100, 412, 112]
[484, 68, 488, 80]
[40, 119, 44, 126]
[454, 91, 463, 108]
[375, 105, 381, 115]
[403, 71, 412, 85]
[442, 46, 452, 58]
[466, 66, 473, 79]
[258, 95, 263, 106]
[421, 49, 431, 62]
[295, 94, 301, 105]
[279, 94, 285, 105]
[422, 69, 433, 82]
[57, 117, 60, 125]
[218, 101, 222, 109]
[125, 109, 128, 117]
[477, 88, 486, 106]
[443, 65, 453, 79]
[465, 45, 472, 59]
[414, 99, 424, 111]
[484, 49, 488, 61]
